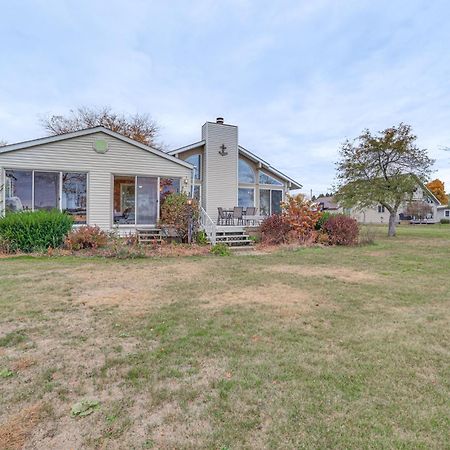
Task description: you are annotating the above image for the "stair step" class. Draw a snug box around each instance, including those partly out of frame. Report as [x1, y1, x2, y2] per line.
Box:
[217, 239, 253, 245]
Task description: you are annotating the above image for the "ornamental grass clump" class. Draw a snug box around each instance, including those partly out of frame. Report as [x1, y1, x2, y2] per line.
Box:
[0, 210, 73, 253]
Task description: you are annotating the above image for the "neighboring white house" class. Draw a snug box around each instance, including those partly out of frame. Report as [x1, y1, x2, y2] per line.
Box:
[317, 183, 449, 224]
[0, 118, 302, 235]
[168, 117, 301, 221]
[0, 127, 193, 233]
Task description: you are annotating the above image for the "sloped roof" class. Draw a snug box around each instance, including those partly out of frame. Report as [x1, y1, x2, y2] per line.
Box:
[0, 126, 193, 169]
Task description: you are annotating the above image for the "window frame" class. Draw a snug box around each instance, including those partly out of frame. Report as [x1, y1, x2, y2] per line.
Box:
[185, 153, 202, 181]
[238, 158, 256, 184]
[445, 210, 450, 218]
[2, 168, 89, 224]
[259, 188, 283, 215]
[238, 187, 255, 208]
[259, 170, 283, 186]
[112, 174, 162, 227]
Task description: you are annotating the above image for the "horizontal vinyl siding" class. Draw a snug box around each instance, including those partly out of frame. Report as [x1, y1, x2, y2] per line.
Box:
[0, 132, 191, 229]
[204, 123, 238, 219]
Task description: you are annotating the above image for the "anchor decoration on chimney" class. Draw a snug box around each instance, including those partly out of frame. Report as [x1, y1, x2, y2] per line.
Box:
[219, 144, 228, 156]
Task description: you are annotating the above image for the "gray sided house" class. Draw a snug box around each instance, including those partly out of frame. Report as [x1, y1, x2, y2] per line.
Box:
[168, 118, 301, 222]
[0, 118, 301, 243]
[0, 127, 192, 233]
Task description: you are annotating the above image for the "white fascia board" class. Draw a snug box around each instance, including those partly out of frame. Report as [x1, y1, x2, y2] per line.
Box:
[167, 140, 206, 156]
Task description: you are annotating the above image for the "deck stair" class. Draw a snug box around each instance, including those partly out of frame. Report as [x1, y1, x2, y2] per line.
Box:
[136, 228, 163, 244]
[215, 228, 253, 248]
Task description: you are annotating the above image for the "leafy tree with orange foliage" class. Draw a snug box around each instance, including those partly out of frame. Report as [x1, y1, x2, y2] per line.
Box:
[426, 179, 448, 205]
[281, 194, 322, 243]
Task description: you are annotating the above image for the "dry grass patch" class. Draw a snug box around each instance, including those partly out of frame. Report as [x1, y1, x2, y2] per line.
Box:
[265, 264, 379, 283]
[0, 403, 44, 450]
[199, 282, 326, 317]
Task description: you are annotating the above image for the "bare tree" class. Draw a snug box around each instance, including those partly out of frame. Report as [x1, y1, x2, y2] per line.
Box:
[0, 140, 7, 147]
[40, 106, 161, 148]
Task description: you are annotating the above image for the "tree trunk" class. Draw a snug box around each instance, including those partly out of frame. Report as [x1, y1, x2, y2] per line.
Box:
[388, 210, 397, 237]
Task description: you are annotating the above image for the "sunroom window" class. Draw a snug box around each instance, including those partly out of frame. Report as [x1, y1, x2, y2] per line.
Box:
[5, 170, 32, 212]
[62, 173, 87, 224]
[34, 172, 59, 210]
[4, 170, 87, 223]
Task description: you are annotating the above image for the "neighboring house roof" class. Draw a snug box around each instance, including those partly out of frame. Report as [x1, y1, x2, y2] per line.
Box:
[315, 196, 340, 210]
[0, 126, 194, 169]
[419, 182, 442, 205]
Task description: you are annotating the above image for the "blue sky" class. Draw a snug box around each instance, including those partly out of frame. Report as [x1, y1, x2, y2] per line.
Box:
[1, 0, 449, 195]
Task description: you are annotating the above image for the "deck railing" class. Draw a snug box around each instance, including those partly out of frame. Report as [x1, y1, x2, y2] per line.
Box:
[200, 207, 217, 245]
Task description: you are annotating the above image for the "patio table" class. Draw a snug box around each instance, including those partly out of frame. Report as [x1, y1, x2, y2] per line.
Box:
[242, 215, 264, 226]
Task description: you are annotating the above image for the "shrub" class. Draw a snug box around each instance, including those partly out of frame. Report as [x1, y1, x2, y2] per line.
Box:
[324, 214, 359, 246]
[210, 243, 231, 256]
[315, 211, 331, 230]
[196, 230, 209, 245]
[440, 218, 450, 224]
[160, 193, 199, 243]
[260, 214, 291, 245]
[282, 194, 322, 243]
[65, 226, 108, 250]
[0, 210, 73, 252]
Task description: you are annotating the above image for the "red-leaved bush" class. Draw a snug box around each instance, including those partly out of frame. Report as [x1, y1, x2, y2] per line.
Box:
[64, 226, 108, 250]
[323, 215, 359, 246]
[260, 214, 291, 245]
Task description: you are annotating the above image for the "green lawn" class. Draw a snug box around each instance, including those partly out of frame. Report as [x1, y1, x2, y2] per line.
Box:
[0, 225, 449, 449]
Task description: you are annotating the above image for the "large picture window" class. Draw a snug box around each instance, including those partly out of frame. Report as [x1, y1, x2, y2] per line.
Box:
[113, 175, 159, 225]
[4, 170, 32, 212]
[4, 170, 87, 222]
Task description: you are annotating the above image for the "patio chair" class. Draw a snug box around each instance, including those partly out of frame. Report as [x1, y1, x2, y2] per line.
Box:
[244, 206, 256, 225]
[233, 207, 244, 225]
[217, 207, 227, 225]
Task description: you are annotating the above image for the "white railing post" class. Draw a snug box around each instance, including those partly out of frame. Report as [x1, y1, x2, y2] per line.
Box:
[200, 207, 216, 245]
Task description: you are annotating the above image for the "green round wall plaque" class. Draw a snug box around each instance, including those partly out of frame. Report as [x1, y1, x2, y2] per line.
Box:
[93, 139, 109, 154]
